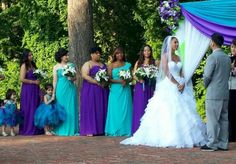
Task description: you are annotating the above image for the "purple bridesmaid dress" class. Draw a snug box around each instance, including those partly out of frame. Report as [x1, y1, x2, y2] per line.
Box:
[131, 79, 155, 134]
[19, 70, 44, 135]
[80, 65, 109, 136]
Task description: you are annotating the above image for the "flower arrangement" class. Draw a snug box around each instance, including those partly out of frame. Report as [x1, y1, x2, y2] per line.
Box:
[134, 65, 159, 80]
[143, 65, 159, 79]
[119, 70, 132, 84]
[62, 65, 76, 77]
[134, 65, 158, 90]
[134, 67, 146, 80]
[158, 0, 182, 32]
[33, 69, 47, 80]
[94, 69, 109, 87]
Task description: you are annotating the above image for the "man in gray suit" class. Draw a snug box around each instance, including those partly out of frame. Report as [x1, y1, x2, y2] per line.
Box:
[201, 33, 231, 151]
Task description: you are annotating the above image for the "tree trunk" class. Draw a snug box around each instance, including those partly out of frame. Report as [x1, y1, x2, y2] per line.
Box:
[68, 0, 94, 91]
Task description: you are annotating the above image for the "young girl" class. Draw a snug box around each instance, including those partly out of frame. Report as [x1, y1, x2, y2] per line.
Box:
[34, 83, 66, 135]
[4, 89, 19, 136]
[0, 99, 7, 136]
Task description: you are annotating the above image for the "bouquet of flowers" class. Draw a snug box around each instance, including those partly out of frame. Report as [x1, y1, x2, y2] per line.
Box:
[119, 70, 132, 84]
[135, 65, 159, 90]
[158, 0, 182, 32]
[144, 65, 159, 79]
[94, 69, 109, 87]
[33, 69, 47, 80]
[62, 65, 76, 77]
[134, 67, 146, 80]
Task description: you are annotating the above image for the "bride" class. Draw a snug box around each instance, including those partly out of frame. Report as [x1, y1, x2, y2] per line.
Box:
[121, 36, 206, 148]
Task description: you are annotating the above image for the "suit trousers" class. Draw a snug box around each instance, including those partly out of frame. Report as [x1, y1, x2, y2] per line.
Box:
[205, 99, 229, 149]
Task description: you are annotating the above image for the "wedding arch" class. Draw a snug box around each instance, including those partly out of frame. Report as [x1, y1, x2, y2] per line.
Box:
[174, 0, 236, 82]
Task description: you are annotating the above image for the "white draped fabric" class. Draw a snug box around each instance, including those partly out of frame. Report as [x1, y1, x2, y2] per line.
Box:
[175, 19, 211, 83]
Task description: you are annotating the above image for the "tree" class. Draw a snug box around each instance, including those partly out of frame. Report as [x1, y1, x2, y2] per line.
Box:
[68, 0, 94, 89]
[93, 0, 144, 64]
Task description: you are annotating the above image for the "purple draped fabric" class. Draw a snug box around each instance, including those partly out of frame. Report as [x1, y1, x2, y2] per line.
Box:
[181, 6, 236, 45]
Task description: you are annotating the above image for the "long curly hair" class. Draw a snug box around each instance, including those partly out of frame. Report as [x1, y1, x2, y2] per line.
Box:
[137, 45, 155, 68]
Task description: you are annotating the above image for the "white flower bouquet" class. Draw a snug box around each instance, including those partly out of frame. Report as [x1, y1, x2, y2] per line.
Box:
[144, 65, 159, 79]
[62, 65, 76, 77]
[33, 69, 47, 80]
[94, 69, 109, 87]
[136, 65, 158, 90]
[119, 70, 132, 84]
[134, 67, 146, 80]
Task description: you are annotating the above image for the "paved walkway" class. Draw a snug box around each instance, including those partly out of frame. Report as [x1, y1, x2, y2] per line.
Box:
[0, 135, 236, 164]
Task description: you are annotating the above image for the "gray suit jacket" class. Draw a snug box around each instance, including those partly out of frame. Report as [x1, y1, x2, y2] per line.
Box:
[203, 49, 231, 100]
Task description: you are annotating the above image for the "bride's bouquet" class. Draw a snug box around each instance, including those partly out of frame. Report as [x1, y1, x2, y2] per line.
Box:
[94, 69, 109, 87]
[62, 65, 76, 77]
[119, 70, 132, 85]
[33, 69, 47, 81]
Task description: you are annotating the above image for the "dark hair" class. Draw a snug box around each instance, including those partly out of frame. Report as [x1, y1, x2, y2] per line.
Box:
[232, 39, 236, 46]
[90, 47, 102, 54]
[45, 83, 53, 91]
[6, 89, 16, 100]
[162, 36, 178, 54]
[137, 45, 155, 67]
[112, 47, 126, 63]
[211, 33, 224, 47]
[55, 48, 68, 63]
[20, 49, 37, 70]
[0, 99, 4, 106]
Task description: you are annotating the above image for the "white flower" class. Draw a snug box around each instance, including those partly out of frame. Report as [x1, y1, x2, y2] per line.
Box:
[62, 65, 76, 77]
[95, 69, 109, 82]
[119, 70, 132, 81]
[33, 69, 47, 79]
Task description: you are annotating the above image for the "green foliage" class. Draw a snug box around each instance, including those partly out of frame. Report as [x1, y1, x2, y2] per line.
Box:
[93, 0, 144, 65]
[0, 0, 68, 99]
[193, 55, 207, 121]
[0, 59, 20, 100]
[133, 0, 167, 59]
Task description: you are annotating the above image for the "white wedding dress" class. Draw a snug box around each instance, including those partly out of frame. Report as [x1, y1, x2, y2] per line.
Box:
[121, 61, 206, 148]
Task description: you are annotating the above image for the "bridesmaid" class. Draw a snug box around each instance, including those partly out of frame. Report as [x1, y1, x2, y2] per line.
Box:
[105, 47, 132, 136]
[80, 47, 109, 136]
[19, 49, 43, 135]
[52, 48, 79, 136]
[131, 45, 157, 134]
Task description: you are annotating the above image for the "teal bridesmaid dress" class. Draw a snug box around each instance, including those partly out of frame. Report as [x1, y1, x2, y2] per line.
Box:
[53, 63, 79, 136]
[105, 62, 133, 136]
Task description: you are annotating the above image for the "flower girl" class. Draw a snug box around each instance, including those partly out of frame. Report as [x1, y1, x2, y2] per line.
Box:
[0, 99, 7, 136]
[3, 89, 21, 136]
[34, 84, 66, 135]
